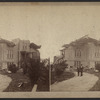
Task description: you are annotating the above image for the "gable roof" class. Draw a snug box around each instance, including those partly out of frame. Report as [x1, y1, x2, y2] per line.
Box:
[0, 38, 15, 47]
[63, 35, 100, 48]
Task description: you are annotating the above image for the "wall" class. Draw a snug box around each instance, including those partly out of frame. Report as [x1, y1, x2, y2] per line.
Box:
[1, 43, 14, 69]
[63, 44, 89, 68]
[13, 43, 19, 66]
[19, 40, 30, 52]
[88, 43, 100, 68]
[13, 39, 30, 66]
[64, 46, 76, 67]
[13, 39, 40, 67]
[63, 42, 100, 68]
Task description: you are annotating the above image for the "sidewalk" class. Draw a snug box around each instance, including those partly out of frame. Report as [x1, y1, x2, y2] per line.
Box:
[32, 84, 37, 92]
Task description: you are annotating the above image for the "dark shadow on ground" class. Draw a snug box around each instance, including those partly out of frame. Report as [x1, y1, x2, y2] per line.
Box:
[89, 72, 100, 91]
[0, 70, 33, 92]
[84, 69, 100, 91]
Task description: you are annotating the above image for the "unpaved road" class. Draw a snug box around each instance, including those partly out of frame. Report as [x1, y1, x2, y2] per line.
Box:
[0, 74, 12, 91]
[51, 72, 99, 92]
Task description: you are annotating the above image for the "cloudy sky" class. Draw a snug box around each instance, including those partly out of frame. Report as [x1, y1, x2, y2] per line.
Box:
[0, 2, 100, 62]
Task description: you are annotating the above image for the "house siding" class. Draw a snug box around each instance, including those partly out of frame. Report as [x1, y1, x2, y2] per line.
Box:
[0, 43, 14, 69]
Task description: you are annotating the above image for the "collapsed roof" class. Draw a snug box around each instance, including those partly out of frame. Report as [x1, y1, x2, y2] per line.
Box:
[0, 38, 15, 47]
[30, 43, 41, 49]
[62, 35, 100, 48]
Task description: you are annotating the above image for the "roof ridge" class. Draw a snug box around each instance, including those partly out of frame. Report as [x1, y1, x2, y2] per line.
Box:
[62, 35, 100, 48]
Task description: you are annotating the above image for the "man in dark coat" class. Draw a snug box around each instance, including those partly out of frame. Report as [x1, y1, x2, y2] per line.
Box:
[77, 64, 84, 76]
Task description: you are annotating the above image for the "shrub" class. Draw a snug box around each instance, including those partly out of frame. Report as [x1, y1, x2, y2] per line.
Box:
[22, 62, 27, 75]
[20, 57, 50, 91]
[8, 64, 18, 73]
[55, 65, 66, 76]
[55, 60, 68, 76]
[95, 64, 100, 72]
[26, 58, 40, 86]
[37, 61, 49, 91]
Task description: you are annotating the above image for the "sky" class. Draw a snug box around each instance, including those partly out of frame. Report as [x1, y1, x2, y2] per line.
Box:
[0, 3, 100, 62]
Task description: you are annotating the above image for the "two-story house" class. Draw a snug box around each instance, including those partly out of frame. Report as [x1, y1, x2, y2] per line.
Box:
[12, 38, 41, 67]
[60, 35, 100, 68]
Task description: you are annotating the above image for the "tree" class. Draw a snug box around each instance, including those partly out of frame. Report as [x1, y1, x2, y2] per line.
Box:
[36, 59, 50, 91]
[55, 60, 68, 76]
[8, 64, 18, 73]
[26, 58, 40, 86]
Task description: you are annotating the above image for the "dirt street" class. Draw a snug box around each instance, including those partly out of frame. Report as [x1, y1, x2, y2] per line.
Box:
[51, 72, 98, 92]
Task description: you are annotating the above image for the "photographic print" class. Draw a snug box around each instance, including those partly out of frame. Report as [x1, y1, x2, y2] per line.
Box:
[0, 2, 100, 98]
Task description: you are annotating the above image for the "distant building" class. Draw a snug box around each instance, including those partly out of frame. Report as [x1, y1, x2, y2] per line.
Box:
[60, 35, 100, 68]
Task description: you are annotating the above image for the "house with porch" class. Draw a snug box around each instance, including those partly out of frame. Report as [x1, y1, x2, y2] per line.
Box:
[60, 35, 100, 69]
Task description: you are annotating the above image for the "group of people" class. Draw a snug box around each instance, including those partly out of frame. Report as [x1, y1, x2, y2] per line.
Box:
[77, 64, 84, 76]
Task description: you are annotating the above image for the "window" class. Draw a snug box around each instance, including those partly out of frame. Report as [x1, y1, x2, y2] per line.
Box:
[32, 52, 37, 58]
[7, 62, 10, 66]
[74, 61, 81, 67]
[95, 61, 100, 66]
[25, 44, 27, 49]
[7, 50, 13, 59]
[23, 43, 27, 50]
[75, 50, 76, 57]
[7, 50, 9, 59]
[11, 50, 13, 59]
[95, 52, 99, 58]
[12, 54, 13, 59]
[75, 49, 81, 58]
[95, 47, 100, 58]
[10, 50, 11, 59]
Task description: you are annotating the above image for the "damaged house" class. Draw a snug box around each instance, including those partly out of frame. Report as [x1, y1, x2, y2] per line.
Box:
[60, 35, 100, 69]
[0, 38, 41, 70]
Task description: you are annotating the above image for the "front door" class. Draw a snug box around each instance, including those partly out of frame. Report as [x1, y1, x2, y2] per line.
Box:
[75, 61, 81, 67]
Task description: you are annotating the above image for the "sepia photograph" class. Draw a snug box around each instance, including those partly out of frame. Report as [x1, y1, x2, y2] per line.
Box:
[0, 3, 50, 93]
[51, 3, 100, 92]
[0, 2, 100, 98]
